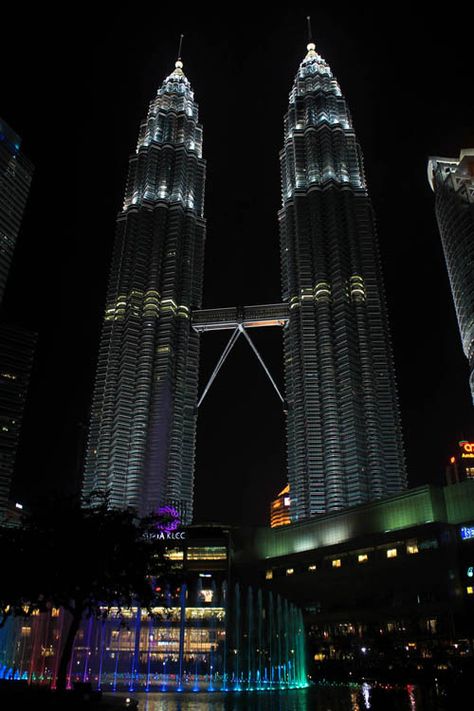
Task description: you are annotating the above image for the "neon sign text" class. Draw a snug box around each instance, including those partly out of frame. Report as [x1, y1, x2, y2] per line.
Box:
[460, 441, 474, 459]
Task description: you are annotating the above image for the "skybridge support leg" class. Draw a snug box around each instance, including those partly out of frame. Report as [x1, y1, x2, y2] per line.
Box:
[197, 327, 241, 408]
[238, 325, 284, 403]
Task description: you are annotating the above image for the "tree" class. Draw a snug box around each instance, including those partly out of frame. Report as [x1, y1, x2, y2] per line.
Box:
[0, 496, 167, 692]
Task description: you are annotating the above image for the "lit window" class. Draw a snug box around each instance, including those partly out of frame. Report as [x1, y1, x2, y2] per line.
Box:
[164, 549, 184, 561]
[467, 586, 474, 595]
[358, 554, 368, 563]
[199, 589, 214, 603]
[387, 548, 397, 559]
[407, 543, 419, 555]
[308, 565, 317, 572]
[187, 547, 227, 561]
[286, 568, 294, 576]
[332, 559, 341, 568]
[265, 569, 273, 580]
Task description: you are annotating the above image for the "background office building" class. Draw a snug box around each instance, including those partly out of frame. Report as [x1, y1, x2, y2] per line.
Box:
[0, 324, 36, 521]
[279, 43, 406, 521]
[0, 118, 33, 305]
[428, 150, 474, 405]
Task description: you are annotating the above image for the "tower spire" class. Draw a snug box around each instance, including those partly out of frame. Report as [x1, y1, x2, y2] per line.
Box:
[177, 33, 184, 62]
[173, 34, 185, 76]
[305, 16, 316, 58]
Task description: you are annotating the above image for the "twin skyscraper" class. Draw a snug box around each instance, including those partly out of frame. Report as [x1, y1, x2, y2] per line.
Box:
[82, 42, 407, 524]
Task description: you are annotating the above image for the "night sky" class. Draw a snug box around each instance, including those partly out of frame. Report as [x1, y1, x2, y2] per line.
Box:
[1, 8, 473, 525]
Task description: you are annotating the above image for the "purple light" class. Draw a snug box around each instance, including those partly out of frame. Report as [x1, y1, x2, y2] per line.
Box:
[155, 506, 181, 533]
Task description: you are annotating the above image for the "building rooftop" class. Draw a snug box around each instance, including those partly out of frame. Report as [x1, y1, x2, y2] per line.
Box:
[253, 481, 474, 560]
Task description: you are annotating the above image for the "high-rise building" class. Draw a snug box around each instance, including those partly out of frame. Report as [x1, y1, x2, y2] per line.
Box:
[270, 484, 291, 528]
[279, 43, 406, 521]
[0, 324, 36, 521]
[428, 150, 474, 405]
[0, 118, 34, 305]
[82, 58, 206, 522]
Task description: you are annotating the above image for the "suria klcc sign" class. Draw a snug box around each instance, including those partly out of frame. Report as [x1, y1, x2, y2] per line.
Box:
[459, 441, 474, 459]
[152, 506, 186, 540]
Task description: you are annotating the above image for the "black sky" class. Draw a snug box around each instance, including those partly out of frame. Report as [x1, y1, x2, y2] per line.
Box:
[1, 7, 473, 525]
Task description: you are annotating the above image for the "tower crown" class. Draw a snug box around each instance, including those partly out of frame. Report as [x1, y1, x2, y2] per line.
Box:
[289, 42, 341, 107]
[297, 42, 332, 80]
[159, 59, 193, 98]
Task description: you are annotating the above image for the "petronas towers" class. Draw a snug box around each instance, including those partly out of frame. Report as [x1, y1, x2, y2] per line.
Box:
[82, 41, 406, 524]
[82, 59, 205, 522]
[280, 44, 406, 519]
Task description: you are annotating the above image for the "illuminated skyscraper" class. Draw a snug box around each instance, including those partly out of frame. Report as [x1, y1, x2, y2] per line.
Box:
[0, 118, 33, 305]
[270, 484, 291, 528]
[279, 43, 406, 520]
[428, 149, 474, 405]
[82, 58, 206, 522]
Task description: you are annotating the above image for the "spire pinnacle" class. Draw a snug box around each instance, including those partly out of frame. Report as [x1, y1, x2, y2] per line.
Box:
[173, 34, 185, 75]
[305, 16, 316, 57]
[177, 33, 184, 63]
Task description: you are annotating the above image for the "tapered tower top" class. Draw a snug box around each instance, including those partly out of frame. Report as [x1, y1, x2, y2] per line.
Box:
[159, 58, 192, 96]
[297, 40, 332, 80]
[158, 35, 194, 98]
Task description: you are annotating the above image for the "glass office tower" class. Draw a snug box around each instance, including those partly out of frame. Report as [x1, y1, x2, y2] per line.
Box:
[428, 150, 474, 405]
[83, 59, 206, 522]
[279, 43, 406, 520]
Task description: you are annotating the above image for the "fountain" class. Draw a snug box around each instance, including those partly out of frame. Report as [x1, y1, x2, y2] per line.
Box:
[0, 581, 308, 691]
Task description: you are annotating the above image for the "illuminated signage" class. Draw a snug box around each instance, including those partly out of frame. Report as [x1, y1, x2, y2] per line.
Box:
[155, 505, 181, 533]
[459, 441, 474, 459]
[460, 526, 474, 540]
[153, 530, 186, 540]
[146, 505, 186, 541]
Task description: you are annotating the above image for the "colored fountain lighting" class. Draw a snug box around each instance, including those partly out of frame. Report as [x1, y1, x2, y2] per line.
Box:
[0, 582, 308, 693]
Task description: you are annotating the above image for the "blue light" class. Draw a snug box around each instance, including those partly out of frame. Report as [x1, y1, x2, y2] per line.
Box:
[461, 526, 474, 540]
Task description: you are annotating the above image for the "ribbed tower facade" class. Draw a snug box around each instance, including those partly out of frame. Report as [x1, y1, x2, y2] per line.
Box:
[428, 150, 474, 405]
[279, 43, 406, 521]
[82, 59, 205, 522]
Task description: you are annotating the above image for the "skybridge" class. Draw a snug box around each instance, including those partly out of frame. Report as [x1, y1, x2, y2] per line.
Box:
[191, 303, 289, 408]
[191, 303, 289, 332]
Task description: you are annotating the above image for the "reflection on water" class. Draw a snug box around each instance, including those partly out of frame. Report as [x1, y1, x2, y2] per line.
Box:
[113, 682, 428, 710]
